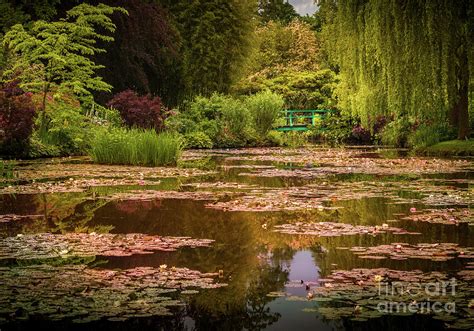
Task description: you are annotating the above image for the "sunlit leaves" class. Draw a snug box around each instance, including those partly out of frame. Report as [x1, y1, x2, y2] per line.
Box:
[2, 4, 127, 108]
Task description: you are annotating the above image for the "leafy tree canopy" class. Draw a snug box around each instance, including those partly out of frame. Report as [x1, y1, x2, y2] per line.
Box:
[258, 0, 299, 24]
[243, 20, 321, 80]
[321, 0, 473, 139]
[162, 0, 257, 97]
[232, 19, 335, 109]
[2, 3, 127, 114]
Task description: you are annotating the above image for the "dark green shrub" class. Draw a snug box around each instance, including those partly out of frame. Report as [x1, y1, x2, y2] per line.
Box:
[318, 111, 355, 145]
[408, 122, 456, 149]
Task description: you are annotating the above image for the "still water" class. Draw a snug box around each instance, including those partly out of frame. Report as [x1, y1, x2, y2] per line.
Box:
[0, 147, 472, 330]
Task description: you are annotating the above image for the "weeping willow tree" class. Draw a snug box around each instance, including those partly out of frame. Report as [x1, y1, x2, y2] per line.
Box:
[321, 0, 473, 141]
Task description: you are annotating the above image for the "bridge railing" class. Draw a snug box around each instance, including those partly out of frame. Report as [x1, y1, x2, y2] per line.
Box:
[276, 109, 332, 131]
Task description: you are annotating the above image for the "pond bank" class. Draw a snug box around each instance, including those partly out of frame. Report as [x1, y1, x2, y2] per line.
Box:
[419, 139, 474, 157]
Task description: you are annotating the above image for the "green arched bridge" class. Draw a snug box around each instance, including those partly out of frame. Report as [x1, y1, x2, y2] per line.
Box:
[275, 109, 332, 131]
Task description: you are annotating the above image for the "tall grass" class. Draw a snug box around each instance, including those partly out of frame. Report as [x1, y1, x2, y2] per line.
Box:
[89, 128, 182, 166]
[0, 160, 16, 179]
[245, 90, 284, 139]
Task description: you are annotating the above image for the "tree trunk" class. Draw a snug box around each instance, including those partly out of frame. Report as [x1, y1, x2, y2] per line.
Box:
[450, 45, 470, 140]
[39, 83, 50, 135]
[450, 1, 470, 140]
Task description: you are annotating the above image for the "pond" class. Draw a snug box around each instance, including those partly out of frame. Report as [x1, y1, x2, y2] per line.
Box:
[0, 147, 473, 330]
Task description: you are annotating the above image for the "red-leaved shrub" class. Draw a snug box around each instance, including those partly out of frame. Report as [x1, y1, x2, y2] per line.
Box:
[0, 81, 36, 156]
[107, 90, 169, 132]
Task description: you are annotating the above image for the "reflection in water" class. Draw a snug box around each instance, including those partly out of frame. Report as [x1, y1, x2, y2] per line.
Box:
[0, 149, 472, 330]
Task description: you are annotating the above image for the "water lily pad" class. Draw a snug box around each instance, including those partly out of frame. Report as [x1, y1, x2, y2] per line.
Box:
[273, 222, 419, 237]
[0, 233, 215, 260]
[0, 264, 226, 323]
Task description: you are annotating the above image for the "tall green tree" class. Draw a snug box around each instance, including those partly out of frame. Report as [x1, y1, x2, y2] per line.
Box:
[321, 0, 473, 140]
[2, 3, 126, 131]
[163, 0, 256, 97]
[258, 0, 299, 24]
[245, 20, 321, 79]
[233, 20, 337, 110]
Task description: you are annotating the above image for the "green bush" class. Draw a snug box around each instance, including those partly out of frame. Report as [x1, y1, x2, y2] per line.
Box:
[266, 130, 285, 146]
[407, 122, 456, 150]
[39, 103, 92, 156]
[29, 98, 122, 158]
[379, 118, 455, 148]
[421, 139, 474, 156]
[166, 93, 253, 148]
[245, 90, 284, 139]
[184, 131, 214, 149]
[166, 91, 287, 148]
[234, 70, 337, 110]
[28, 132, 61, 158]
[318, 111, 354, 145]
[89, 128, 182, 166]
[217, 96, 252, 147]
[380, 118, 410, 147]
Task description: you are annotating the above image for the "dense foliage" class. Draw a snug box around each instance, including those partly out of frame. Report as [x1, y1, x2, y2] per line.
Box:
[245, 90, 284, 139]
[321, 0, 473, 143]
[107, 90, 169, 132]
[2, 3, 126, 133]
[257, 0, 299, 24]
[163, 0, 256, 97]
[243, 20, 321, 79]
[95, 0, 182, 106]
[1, 0, 471, 159]
[233, 20, 337, 110]
[0, 0, 63, 33]
[237, 69, 337, 110]
[36, 97, 92, 156]
[0, 81, 36, 155]
[167, 91, 284, 148]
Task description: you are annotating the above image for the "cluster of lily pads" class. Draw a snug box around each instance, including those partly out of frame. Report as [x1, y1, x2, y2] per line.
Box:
[458, 262, 474, 280]
[97, 190, 239, 202]
[220, 147, 472, 175]
[346, 243, 474, 261]
[273, 222, 420, 237]
[204, 178, 472, 212]
[281, 267, 474, 329]
[0, 264, 226, 324]
[401, 208, 472, 225]
[181, 181, 259, 191]
[0, 233, 215, 260]
[0, 214, 43, 224]
[0, 161, 216, 194]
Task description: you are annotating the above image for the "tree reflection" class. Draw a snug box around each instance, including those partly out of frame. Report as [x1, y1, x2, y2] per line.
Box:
[186, 263, 288, 330]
